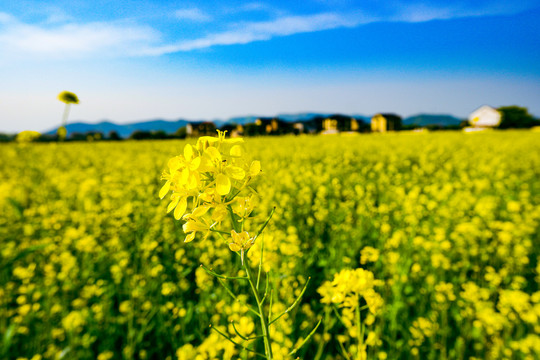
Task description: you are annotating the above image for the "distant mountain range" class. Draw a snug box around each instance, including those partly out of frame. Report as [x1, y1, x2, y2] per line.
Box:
[45, 113, 463, 138]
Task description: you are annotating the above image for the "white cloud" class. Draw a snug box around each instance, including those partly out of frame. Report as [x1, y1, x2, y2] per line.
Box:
[0, 2, 534, 60]
[0, 17, 160, 59]
[0, 12, 15, 24]
[174, 8, 212, 22]
[144, 12, 363, 55]
[390, 1, 536, 23]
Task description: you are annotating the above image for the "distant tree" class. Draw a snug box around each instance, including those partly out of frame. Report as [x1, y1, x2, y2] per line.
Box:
[0, 133, 15, 142]
[16, 130, 41, 142]
[401, 124, 419, 131]
[108, 131, 122, 140]
[69, 132, 87, 141]
[498, 106, 539, 129]
[445, 124, 463, 130]
[85, 132, 103, 141]
[36, 134, 58, 142]
[426, 124, 444, 131]
[151, 130, 168, 139]
[243, 123, 264, 136]
[130, 131, 153, 140]
[175, 126, 187, 139]
[355, 119, 371, 133]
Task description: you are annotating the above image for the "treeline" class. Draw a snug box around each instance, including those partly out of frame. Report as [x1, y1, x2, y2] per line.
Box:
[2, 106, 539, 143]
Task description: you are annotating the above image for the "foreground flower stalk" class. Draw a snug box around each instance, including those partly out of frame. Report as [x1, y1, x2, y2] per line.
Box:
[159, 131, 320, 359]
[318, 268, 385, 360]
[57, 91, 79, 140]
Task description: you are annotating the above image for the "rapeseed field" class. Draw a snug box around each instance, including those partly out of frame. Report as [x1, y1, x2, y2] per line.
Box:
[1, 131, 539, 359]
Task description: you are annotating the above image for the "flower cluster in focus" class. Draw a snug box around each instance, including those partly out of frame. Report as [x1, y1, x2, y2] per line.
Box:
[318, 268, 384, 315]
[159, 131, 262, 248]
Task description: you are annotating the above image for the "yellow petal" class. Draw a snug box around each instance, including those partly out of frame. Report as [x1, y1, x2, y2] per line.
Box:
[174, 197, 188, 220]
[212, 205, 227, 222]
[197, 136, 218, 150]
[249, 161, 261, 177]
[181, 168, 189, 184]
[238, 231, 250, 244]
[184, 144, 193, 160]
[187, 173, 198, 190]
[190, 156, 201, 171]
[216, 174, 231, 196]
[166, 196, 180, 213]
[159, 181, 171, 199]
[229, 243, 242, 252]
[230, 145, 243, 157]
[183, 219, 208, 232]
[205, 147, 222, 162]
[184, 232, 196, 243]
[191, 205, 210, 218]
[225, 166, 245, 180]
[168, 157, 182, 172]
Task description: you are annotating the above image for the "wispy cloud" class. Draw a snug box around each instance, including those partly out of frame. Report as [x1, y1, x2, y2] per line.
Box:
[174, 8, 212, 22]
[390, 1, 537, 23]
[0, 16, 159, 59]
[144, 12, 362, 55]
[0, 1, 535, 60]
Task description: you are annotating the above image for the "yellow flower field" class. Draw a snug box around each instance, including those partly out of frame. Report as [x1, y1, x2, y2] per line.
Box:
[1, 131, 539, 359]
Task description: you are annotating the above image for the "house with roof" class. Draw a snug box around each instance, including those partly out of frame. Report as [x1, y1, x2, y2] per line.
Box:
[251, 117, 293, 135]
[371, 113, 402, 132]
[468, 105, 501, 128]
[186, 122, 217, 137]
[308, 114, 361, 134]
[219, 123, 244, 137]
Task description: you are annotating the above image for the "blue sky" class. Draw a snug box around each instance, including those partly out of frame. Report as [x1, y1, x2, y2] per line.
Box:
[1, 0, 539, 133]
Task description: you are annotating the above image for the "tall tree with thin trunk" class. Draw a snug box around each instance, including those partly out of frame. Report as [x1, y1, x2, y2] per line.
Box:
[57, 91, 79, 140]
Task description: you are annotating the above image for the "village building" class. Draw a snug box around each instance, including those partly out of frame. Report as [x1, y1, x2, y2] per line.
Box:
[186, 122, 216, 137]
[321, 115, 361, 134]
[252, 118, 292, 135]
[371, 113, 402, 132]
[219, 123, 244, 137]
[468, 105, 501, 128]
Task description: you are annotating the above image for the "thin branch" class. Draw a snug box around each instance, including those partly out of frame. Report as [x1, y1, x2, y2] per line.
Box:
[256, 234, 265, 290]
[209, 228, 230, 235]
[332, 305, 347, 328]
[227, 205, 241, 233]
[269, 277, 311, 326]
[231, 321, 251, 341]
[216, 277, 260, 317]
[337, 339, 353, 360]
[231, 321, 265, 341]
[269, 289, 274, 321]
[209, 325, 266, 358]
[200, 264, 248, 280]
[253, 207, 275, 241]
[261, 273, 270, 305]
[288, 318, 323, 356]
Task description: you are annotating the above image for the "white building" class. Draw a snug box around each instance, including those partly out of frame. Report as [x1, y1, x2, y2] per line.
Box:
[468, 105, 501, 128]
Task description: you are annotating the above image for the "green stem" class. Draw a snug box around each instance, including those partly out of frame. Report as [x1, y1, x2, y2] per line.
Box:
[269, 277, 310, 326]
[356, 304, 363, 360]
[244, 257, 273, 359]
[227, 205, 241, 233]
[209, 325, 267, 358]
[256, 235, 265, 290]
[200, 264, 248, 280]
